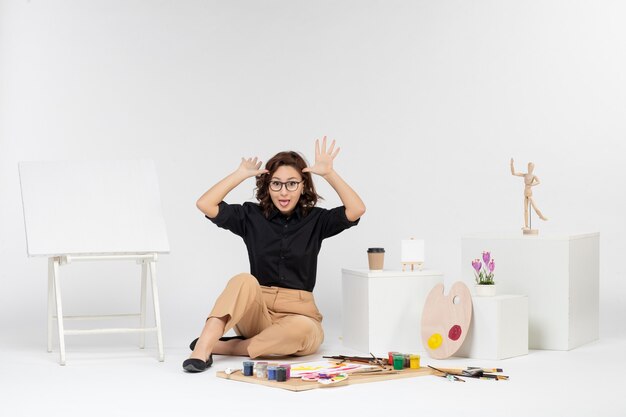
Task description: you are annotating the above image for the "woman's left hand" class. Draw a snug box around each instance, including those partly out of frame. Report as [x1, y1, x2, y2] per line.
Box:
[303, 136, 340, 177]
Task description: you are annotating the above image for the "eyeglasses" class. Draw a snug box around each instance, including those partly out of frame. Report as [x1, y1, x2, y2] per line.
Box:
[269, 180, 304, 192]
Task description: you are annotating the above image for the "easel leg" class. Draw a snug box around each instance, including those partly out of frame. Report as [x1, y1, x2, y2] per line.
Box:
[148, 261, 164, 362]
[52, 258, 66, 365]
[47, 258, 54, 353]
[139, 262, 147, 349]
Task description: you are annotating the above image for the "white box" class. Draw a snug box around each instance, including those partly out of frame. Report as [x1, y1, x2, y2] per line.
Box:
[461, 233, 599, 350]
[341, 268, 443, 355]
[457, 295, 528, 360]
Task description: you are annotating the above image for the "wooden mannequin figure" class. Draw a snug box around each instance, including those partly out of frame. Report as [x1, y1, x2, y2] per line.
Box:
[510, 158, 548, 235]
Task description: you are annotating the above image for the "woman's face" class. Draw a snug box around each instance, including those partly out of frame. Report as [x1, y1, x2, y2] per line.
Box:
[269, 165, 303, 216]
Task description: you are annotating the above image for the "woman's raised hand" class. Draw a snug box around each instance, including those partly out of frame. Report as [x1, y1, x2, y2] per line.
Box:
[303, 136, 340, 177]
[237, 157, 268, 178]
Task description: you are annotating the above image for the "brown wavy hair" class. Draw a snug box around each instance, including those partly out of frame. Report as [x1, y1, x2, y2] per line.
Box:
[255, 151, 322, 218]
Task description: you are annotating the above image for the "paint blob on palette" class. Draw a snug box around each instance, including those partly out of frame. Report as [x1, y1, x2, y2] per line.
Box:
[421, 282, 472, 359]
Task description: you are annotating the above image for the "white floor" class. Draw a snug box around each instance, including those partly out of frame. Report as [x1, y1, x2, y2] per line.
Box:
[3, 330, 625, 417]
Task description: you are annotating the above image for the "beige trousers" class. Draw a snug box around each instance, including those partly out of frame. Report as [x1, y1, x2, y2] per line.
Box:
[208, 273, 324, 358]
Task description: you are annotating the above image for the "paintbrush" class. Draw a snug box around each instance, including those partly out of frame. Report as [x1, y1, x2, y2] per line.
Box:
[428, 365, 465, 382]
[435, 367, 509, 380]
[323, 354, 388, 369]
[349, 369, 400, 377]
[369, 352, 387, 369]
[479, 374, 509, 381]
[467, 367, 504, 373]
[323, 354, 386, 362]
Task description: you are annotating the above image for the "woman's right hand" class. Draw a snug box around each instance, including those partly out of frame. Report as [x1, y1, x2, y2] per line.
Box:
[237, 157, 268, 178]
[197, 157, 267, 218]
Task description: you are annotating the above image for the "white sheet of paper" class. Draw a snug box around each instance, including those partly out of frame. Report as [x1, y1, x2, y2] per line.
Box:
[288, 360, 377, 378]
[19, 160, 170, 256]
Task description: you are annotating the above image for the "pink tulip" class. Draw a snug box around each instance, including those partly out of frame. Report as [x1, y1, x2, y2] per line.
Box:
[472, 259, 481, 273]
[488, 259, 495, 273]
[482, 251, 491, 264]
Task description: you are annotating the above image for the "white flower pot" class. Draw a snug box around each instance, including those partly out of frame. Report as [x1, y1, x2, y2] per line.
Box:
[474, 284, 496, 297]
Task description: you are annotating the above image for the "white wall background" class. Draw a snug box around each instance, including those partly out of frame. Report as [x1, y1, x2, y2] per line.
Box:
[1, 0, 625, 348]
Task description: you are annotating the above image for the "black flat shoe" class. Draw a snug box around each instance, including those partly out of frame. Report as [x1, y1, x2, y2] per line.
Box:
[189, 335, 246, 351]
[182, 354, 213, 373]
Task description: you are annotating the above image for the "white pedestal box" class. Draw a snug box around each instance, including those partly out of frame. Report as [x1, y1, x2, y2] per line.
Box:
[461, 233, 599, 350]
[341, 268, 443, 355]
[457, 295, 528, 360]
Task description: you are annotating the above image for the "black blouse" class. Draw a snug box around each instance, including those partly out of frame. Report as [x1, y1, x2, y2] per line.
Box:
[207, 201, 359, 291]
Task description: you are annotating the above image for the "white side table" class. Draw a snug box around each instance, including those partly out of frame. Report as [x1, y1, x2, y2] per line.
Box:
[457, 295, 528, 360]
[341, 268, 443, 355]
[462, 233, 599, 350]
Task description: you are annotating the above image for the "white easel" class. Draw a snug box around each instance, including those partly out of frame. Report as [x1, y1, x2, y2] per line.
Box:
[46, 254, 164, 365]
[401, 238, 425, 272]
[20, 160, 170, 365]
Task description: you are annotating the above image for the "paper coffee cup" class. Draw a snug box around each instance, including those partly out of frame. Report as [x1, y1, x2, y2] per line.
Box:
[367, 248, 385, 270]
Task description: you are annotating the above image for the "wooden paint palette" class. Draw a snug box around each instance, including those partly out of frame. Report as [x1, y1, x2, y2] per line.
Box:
[421, 282, 472, 359]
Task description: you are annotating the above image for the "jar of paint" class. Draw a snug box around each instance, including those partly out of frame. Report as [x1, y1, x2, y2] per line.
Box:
[255, 362, 268, 379]
[393, 354, 404, 370]
[409, 354, 420, 369]
[403, 354, 411, 368]
[279, 363, 291, 380]
[388, 351, 398, 366]
[243, 361, 255, 376]
[267, 365, 277, 381]
[276, 366, 287, 382]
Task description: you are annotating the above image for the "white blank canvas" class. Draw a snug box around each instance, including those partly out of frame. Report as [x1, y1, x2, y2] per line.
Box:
[401, 239, 425, 263]
[19, 160, 170, 257]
